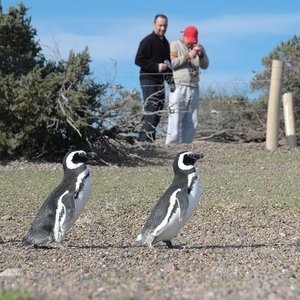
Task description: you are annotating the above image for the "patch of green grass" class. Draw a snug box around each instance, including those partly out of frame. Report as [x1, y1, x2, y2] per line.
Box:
[220, 147, 300, 165]
[0, 290, 37, 300]
[0, 170, 61, 217]
[0, 148, 299, 217]
[201, 168, 300, 208]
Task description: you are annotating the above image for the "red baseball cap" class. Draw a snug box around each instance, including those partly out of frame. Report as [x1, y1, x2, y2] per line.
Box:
[182, 26, 198, 44]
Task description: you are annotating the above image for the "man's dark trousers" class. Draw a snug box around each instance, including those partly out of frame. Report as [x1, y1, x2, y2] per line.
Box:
[138, 79, 165, 141]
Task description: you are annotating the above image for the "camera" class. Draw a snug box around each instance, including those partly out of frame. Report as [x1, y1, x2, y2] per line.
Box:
[164, 60, 172, 70]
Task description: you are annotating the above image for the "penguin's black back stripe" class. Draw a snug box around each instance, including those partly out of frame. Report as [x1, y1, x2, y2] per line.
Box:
[188, 175, 198, 194]
[74, 171, 90, 199]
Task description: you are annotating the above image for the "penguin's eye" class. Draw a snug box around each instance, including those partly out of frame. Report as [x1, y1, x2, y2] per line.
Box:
[73, 152, 87, 163]
[183, 154, 194, 165]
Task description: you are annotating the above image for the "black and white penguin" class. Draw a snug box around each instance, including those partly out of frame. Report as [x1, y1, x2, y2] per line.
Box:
[22, 150, 96, 247]
[137, 151, 204, 249]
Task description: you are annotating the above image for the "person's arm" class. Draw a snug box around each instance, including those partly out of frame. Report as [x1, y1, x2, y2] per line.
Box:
[170, 41, 189, 70]
[195, 44, 209, 69]
[135, 38, 159, 73]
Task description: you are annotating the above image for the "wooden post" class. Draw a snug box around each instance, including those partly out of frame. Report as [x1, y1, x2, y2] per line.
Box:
[266, 60, 283, 151]
[282, 92, 297, 147]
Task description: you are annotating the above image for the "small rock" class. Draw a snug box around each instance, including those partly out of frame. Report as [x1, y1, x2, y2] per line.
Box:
[1, 214, 13, 221]
[161, 263, 179, 273]
[291, 283, 300, 290]
[296, 239, 300, 251]
[0, 268, 23, 277]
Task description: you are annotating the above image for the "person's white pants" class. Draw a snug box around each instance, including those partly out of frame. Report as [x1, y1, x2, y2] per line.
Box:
[165, 85, 200, 144]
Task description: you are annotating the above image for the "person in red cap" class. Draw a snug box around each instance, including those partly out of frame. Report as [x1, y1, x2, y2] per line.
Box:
[165, 25, 209, 145]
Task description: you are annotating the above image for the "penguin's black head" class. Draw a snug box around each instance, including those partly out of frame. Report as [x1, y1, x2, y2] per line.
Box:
[173, 151, 204, 173]
[63, 150, 96, 171]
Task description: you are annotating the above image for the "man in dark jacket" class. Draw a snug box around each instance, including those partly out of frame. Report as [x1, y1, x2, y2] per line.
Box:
[135, 14, 173, 142]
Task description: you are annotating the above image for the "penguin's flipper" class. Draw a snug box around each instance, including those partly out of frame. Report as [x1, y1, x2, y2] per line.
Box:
[150, 189, 187, 239]
[175, 189, 189, 222]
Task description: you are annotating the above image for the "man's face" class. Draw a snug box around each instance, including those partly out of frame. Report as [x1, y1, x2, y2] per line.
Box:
[153, 17, 168, 38]
[182, 37, 195, 49]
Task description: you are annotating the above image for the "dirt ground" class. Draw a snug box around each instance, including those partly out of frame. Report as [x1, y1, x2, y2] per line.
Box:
[0, 140, 299, 300]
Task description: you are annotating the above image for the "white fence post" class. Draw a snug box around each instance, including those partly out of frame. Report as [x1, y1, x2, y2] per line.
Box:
[266, 60, 284, 151]
[282, 92, 297, 147]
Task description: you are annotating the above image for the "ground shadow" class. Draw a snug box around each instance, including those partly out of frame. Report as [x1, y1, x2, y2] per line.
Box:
[3, 240, 296, 251]
[68, 242, 269, 251]
[186, 243, 267, 250]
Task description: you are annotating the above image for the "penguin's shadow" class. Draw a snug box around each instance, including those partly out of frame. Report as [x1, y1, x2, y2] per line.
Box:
[186, 243, 267, 250]
[3, 240, 69, 250]
[149, 243, 268, 251]
[1, 240, 137, 250]
[4, 240, 290, 251]
[68, 242, 268, 250]
[68, 243, 141, 250]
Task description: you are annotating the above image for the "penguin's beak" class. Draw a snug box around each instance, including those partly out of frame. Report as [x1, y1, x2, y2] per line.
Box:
[86, 152, 97, 159]
[191, 153, 204, 161]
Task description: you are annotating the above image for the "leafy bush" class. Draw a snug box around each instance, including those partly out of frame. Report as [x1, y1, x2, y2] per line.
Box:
[0, 4, 141, 162]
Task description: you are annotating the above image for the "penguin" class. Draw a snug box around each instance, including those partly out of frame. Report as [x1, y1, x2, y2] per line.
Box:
[137, 151, 204, 249]
[22, 150, 96, 247]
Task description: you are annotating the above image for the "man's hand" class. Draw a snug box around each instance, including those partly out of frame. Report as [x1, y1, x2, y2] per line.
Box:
[158, 63, 168, 72]
[188, 49, 198, 59]
[193, 44, 204, 57]
[189, 45, 203, 59]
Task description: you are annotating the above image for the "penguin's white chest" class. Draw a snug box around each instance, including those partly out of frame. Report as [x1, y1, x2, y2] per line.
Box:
[185, 172, 201, 220]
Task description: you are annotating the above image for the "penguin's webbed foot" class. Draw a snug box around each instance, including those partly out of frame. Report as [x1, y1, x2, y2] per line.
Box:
[52, 242, 64, 249]
[165, 241, 173, 248]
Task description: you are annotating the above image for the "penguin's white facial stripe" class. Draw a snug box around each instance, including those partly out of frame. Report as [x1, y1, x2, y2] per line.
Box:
[66, 151, 86, 170]
[153, 189, 181, 236]
[54, 190, 69, 242]
[178, 152, 194, 171]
